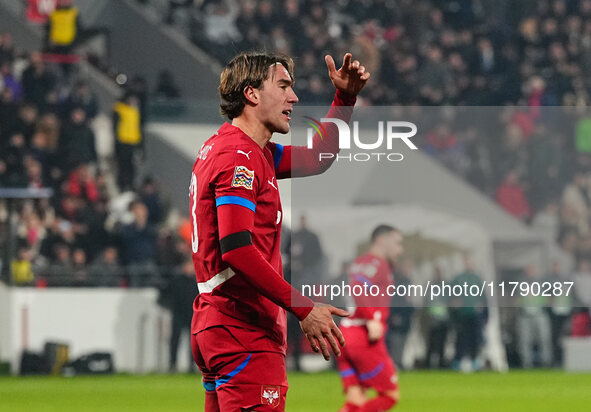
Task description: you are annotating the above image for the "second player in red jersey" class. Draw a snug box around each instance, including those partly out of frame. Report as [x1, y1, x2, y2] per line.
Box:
[337, 225, 404, 412]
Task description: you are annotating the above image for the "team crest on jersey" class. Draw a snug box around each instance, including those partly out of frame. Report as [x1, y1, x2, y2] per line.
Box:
[261, 385, 280, 407]
[231, 166, 254, 190]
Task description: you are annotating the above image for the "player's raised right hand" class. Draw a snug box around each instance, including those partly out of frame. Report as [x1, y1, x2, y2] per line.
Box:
[300, 302, 350, 361]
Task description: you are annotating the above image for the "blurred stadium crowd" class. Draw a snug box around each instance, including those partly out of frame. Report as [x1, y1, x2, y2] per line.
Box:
[149, 0, 591, 105]
[140, 0, 591, 274]
[0, 32, 193, 287]
[1, 0, 591, 371]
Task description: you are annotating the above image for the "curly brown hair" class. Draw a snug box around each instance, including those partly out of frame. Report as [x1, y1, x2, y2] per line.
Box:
[219, 51, 295, 119]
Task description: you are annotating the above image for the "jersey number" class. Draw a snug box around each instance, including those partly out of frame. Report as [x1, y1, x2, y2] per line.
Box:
[190, 172, 198, 253]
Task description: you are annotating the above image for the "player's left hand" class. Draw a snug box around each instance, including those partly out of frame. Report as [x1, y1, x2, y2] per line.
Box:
[300, 302, 350, 361]
[325, 53, 371, 96]
[366, 319, 384, 342]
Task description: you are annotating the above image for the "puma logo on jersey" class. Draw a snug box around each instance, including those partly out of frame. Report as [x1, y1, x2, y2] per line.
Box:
[268, 177, 277, 190]
[197, 144, 214, 160]
[237, 150, 252, 160]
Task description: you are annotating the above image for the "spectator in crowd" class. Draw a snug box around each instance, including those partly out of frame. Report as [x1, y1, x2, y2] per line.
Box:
[496, 169, 532, 221]
[518, 264, 552, 368]
[62, 80, 99, 121]
[154, 69, 181, 100]
[89, 246, 123, 287]
[546, 261, 573, 367]
[561, 171, 590, 235]
[21, 52, 56, 108]
[44, 242, 74, 286]
[0, 61, 23, 101]
[0, 87, 19, 142]
[11, 246, 35, 285]
[77, 199, 111, 260]
[65, 165, 99, 204]
[388, 259, 415, 370]
[289, 214, 325, 371]
[164, 0, 193, 26]
[425, 267, 450, 369]
[3, 132, 29, 187]
[71, 247, 89, 286]
[127, 75, 149, 126]
[290, 214, 325, 289]
[532, 201, 561, 244]
[59, 108, 97, 173]
[113, 93, 143, 191]
[160, 258, 198, 373]
[24, 156, 45, 188]
[44, 0, 81, 56]
[423, 123, 466, 173]
[12, 103, 38, 145]
[282, 223, 303, 371]
[0, 32, 15, 64]
[155, 229, 187, 271]
[119, 200, 157, 286]
[139, 176, 165, 225]
[450, 256, 488, 372]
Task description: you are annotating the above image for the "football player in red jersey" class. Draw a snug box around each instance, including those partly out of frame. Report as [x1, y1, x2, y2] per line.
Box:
[189, 51, 370, 411]
[337, 225, 404, 412]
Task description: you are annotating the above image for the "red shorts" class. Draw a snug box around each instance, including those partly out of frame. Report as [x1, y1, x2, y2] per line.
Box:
[336, 326, 398, 393]
[192, 325, 288, 411]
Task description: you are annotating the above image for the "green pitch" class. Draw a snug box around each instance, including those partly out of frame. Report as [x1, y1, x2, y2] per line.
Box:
[1, 370, 590, 411]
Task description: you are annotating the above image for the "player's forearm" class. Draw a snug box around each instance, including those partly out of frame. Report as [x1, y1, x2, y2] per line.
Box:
[278, 89, 357, 178]
[221, 244, 314, 320]
[217, 204, 313, 319]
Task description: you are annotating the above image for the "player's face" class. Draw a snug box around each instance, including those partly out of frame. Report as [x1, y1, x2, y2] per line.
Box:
[258, 64, 298, 134]
[384, 231, 404, 262]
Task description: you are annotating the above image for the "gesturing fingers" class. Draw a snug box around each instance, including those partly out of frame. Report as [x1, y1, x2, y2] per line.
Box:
[316, 334, 331, 360]
[306, 333, 319, 353]
[325, 55, 337, 76]
[323, 329, 341, 357]
[342, 53, 352, 71]
[331, 323, 346, 348]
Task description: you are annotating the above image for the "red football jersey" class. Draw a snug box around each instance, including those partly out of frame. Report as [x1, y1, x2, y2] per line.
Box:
[342, 254, 393, 327]
[190, 90, 357, 355]
[190, 123, 288, 351]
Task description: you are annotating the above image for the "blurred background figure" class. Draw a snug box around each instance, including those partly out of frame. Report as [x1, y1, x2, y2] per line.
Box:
[546, 261, 573, 367]
[44, 0, 79, 55]
[518, 264, 552, 368]
[290, 214, 325, 289]
[387, 259, 415, 370]
[11, 246, 35, 285]
[450, 256, 488, 372]
[424, 267, 450, 369]
[289, 214, 325, 371]
[89, 246, 122, 287]
[119, 200, 157, 287]
[113, 93, 143, 192]
[159, 258, 198, 373]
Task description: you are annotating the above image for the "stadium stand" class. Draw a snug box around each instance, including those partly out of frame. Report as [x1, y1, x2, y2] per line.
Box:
[132, 0, 591, 279]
